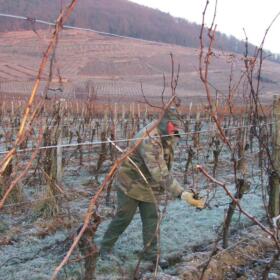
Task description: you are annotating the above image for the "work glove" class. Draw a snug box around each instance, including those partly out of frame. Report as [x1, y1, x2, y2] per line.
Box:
[181, 191, 205, 209]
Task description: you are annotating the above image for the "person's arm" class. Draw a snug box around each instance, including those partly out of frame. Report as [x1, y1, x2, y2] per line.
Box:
[139, 129, 183, 197]
[140, 129, 205, 208]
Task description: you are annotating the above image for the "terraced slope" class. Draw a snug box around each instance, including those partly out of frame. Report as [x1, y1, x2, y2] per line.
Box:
[0, 29, 280, 103]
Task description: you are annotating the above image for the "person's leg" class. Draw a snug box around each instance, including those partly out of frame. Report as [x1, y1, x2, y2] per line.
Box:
[100, 191, 138, 253]
[139, 201, 158, 261]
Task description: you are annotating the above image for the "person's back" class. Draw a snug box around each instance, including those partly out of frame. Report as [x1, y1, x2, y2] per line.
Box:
[117, 120, 182, 203]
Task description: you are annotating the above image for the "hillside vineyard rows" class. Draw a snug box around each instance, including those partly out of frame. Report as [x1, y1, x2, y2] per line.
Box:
[0, 96, 279, 279]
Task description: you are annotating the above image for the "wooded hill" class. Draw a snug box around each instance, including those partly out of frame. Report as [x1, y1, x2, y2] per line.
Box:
[0, 0, 279, 62]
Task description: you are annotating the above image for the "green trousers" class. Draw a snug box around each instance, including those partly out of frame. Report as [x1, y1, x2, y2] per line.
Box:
[100, 190, 158, 260]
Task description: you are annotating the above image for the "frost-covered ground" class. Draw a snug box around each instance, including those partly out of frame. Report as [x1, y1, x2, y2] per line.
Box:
[0, 133, 270, 279]
[0, 174, 266, 279]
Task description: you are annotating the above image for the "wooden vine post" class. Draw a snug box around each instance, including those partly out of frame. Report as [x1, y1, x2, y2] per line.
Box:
[269, 96, 280, 217]
[56, 100, 64, 184]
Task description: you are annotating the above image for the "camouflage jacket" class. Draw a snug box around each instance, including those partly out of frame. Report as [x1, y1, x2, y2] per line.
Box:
[116, 121, 184, 203]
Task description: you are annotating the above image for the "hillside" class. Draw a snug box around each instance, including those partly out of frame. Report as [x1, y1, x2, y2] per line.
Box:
[0, 0, 278, 62]
[0, 29, 280, 105]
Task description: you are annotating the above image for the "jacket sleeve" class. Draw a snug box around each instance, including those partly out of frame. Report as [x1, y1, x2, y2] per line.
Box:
[139, 130, 183, 197]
